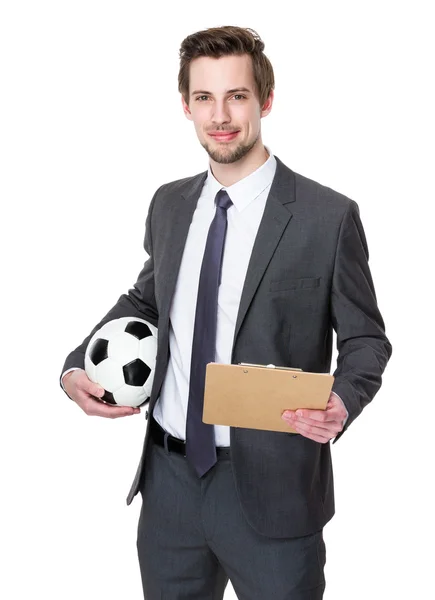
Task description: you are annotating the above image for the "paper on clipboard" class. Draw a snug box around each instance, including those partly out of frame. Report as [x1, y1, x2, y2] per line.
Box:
[202, 362, 334, 433]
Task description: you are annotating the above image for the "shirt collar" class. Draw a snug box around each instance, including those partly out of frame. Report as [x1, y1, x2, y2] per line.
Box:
[205, 145, 277, 212]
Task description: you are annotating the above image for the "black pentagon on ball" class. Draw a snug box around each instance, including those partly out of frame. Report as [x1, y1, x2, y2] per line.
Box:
[123, 358, 151, 386]
[102, 390, 116, 405]
[89, 338, 109, 366]
[124, 320, 153, 340]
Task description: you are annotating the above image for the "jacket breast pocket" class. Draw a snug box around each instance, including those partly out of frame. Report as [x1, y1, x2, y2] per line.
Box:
[269, 277, 321, 293]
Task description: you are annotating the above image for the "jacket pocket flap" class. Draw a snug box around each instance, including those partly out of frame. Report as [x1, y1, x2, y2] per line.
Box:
[269, 277, 321, 292]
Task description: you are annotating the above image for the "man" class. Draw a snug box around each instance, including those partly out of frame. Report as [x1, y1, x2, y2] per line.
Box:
[61, 25, 392, 599]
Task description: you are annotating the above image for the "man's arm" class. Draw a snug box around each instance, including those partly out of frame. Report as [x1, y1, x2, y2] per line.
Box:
[282, 200, 391, 442]
[59, 184, 162, 392]
[330, 199, 392, 442]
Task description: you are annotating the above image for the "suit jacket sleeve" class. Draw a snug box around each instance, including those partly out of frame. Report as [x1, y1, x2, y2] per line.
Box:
[330, 200, 392, 442]
[59, 185, 162, 391]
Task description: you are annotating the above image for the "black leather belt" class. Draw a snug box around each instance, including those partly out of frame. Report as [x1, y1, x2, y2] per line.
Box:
[149, 414, 231, 458]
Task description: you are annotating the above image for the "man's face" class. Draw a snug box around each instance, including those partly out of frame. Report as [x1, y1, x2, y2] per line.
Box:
[182, 54, 273, 164]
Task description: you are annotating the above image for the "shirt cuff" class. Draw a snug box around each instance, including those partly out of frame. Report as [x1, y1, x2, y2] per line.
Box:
[331, 391, 349, 426]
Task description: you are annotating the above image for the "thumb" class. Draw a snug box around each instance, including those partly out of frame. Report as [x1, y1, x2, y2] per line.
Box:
[91, 384, 105, 398]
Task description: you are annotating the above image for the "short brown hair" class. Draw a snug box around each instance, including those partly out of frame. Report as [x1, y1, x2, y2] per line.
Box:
[178, 26, 275, 108]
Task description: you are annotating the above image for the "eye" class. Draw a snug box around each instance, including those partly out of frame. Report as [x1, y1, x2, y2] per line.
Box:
[195, 94, 247, 102]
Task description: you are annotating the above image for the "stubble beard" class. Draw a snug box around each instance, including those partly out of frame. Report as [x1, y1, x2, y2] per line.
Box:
[201, 131, 260, 164]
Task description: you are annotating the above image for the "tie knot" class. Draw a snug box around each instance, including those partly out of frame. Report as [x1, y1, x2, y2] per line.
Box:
[215, 189, 233, 211]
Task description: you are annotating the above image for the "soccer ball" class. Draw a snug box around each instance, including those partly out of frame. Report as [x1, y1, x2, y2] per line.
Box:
[84, 317, 158, 407]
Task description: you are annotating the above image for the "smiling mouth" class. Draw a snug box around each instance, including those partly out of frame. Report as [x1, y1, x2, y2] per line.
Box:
[208, 131, 240, 142]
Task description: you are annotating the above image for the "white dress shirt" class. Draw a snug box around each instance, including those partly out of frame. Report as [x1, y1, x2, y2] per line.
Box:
[153, 147, 277, 445]
[62, 146, 348, 439]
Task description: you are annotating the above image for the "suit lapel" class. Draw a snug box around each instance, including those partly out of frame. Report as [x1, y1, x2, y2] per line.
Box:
[230, 156, 296, 358]
[157, 170, 208, 324]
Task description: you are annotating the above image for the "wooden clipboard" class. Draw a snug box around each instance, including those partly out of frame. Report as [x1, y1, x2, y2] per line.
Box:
[202, 362, 334, 433]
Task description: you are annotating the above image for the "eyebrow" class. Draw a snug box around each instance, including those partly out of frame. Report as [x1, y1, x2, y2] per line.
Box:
[190, 87, 252, 96]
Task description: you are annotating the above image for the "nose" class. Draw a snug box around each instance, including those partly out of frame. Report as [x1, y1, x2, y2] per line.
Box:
[211, 99, 231, 125]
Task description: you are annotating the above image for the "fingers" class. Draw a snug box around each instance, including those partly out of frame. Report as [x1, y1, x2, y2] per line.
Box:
[283, 408, 337, 423]
[290, 418, 342, 442]
[283, 390, 345, 423]
[83, 396, 141, 418]
[77, 374, 105, 400]
[64, 370, 140, 418]
[282, 410, 343, 443]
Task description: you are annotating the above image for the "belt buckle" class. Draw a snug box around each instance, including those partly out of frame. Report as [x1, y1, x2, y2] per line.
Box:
[164, 430, 187, 457]
[177, 437, 187, 457]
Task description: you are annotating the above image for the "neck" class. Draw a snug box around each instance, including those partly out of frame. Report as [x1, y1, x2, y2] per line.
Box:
[209, 139, 269, 187]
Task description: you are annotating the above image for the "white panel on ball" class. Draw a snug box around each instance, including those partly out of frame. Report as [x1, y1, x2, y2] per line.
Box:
[108, 331, 139, 364]
[95, 357, 124, 392]
[114, 384, 149, 407]
[139, 336, 158, 369]
[142, 371, 154, 398]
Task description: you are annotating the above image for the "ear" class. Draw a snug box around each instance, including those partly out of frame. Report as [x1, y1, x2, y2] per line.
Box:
[260, 89, 274, 118]
[181, 95, 193, 121]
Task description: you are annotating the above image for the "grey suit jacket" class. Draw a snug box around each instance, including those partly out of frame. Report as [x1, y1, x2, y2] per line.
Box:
[61, 155, 392, 538]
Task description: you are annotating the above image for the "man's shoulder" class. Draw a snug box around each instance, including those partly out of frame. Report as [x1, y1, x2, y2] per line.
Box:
[294, 170, 354, 211]
[274, 155, 357, 216]
[155, 170, 207, 197]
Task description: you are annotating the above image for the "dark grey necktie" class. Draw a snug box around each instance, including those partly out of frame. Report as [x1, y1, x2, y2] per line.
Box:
[186, 189, 233, 477]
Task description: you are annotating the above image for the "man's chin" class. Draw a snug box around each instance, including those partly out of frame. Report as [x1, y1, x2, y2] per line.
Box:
[202, 140, 253, 164]
[208, 152, 240, 165]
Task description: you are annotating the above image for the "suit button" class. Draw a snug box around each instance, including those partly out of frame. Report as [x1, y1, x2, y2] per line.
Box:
[145, 410, 149, 420]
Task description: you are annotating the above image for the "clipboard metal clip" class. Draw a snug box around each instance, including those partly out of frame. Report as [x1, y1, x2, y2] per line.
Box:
[238, 362, 303, 372]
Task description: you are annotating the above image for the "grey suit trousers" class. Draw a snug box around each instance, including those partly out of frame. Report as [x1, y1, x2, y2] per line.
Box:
[136, 416, 326, 600]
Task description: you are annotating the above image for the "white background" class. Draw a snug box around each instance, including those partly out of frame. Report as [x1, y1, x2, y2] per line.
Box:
[1, 1, 433, 598]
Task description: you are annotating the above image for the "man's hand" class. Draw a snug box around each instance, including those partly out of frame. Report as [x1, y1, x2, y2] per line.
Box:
[62, 369, 141, 418]
[281, 391, 347, 443]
